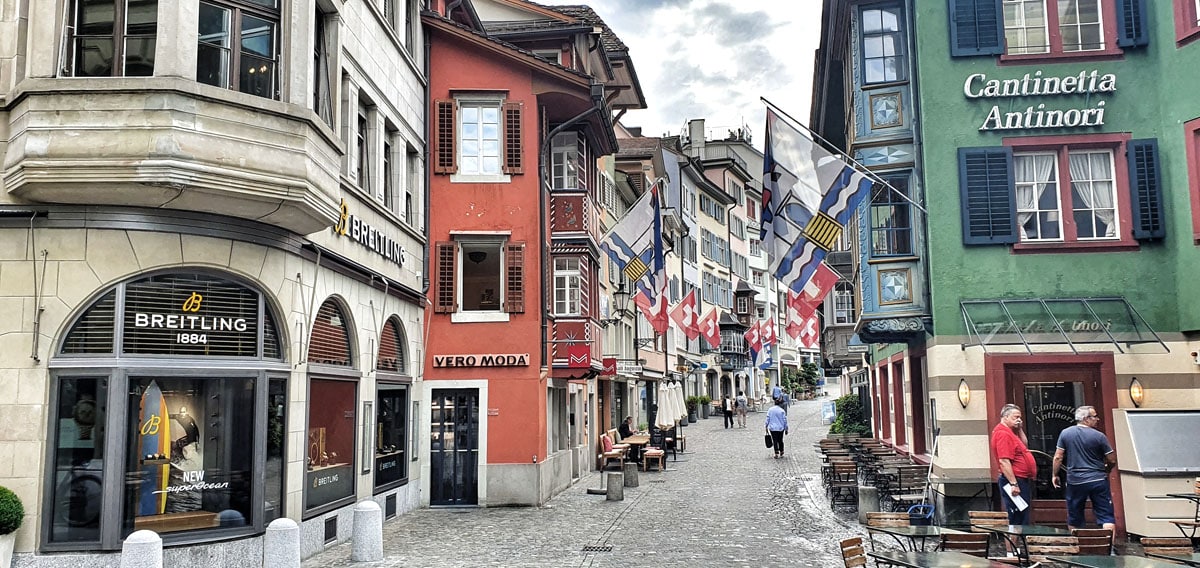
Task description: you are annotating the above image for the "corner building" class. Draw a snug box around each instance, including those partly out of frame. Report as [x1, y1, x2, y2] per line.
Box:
[814, 0, 1200, 537]
[0, 0, 427, 564]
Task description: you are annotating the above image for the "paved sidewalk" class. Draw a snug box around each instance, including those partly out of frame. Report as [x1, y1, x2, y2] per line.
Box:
[305, 398, 867, 567]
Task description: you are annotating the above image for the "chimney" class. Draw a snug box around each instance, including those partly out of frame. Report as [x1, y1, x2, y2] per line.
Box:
[688, 119, 705, 158]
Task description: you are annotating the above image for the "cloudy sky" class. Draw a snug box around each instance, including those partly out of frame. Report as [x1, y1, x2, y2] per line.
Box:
[537, 0, 822, 150]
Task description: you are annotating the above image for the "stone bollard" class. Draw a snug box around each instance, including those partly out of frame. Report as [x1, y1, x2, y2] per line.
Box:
[120, 530, 162, 568]
[352, 501, 384, 562]
[857, 485, 880, 524]
[263, 518, 300, 568]
[623, 462, 639, 488]
[605, 472, 624, 501]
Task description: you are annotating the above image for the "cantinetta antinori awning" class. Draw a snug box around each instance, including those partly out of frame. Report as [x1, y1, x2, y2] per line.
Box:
[960, 297, 1168, 354]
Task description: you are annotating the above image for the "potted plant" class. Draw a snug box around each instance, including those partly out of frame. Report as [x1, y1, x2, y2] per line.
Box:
[698, 395, 711, 419]
[0, 485, 23, 568]
[685, 396, 699, 423]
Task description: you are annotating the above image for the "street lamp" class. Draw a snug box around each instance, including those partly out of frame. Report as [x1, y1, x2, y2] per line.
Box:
[598, 282, 630, 327]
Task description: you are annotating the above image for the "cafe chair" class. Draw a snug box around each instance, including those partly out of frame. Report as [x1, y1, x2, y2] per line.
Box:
[992, 536, 1078, 567]
[839, 536, 868, 568]
[597, 434, 625, 471]
[968, 510, 1010, 557]
[938, 532, 990, 557]
[865, 511, 910, 551]
[1071, 528, 1112, 556]
[1140, 537, 1194, 557]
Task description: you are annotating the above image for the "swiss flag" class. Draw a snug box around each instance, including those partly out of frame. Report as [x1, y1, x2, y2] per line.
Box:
[633, 288, 669, 335]
[698, 308, 721, 349]
[785, 291, 805, 340]
[791, 261, 840, 318]
[760, 318, 776, 347]
[669, 289, 701, 340]
[798, 312, 820, 349]
[744, 320, 762, 353]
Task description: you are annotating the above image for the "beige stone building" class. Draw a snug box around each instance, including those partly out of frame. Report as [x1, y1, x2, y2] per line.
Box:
[0, 0, 426, 564]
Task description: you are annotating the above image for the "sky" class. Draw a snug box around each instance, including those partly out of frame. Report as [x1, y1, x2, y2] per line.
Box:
[536, 0, 823, 150]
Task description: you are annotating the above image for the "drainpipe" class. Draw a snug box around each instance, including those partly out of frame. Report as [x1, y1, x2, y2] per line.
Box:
[538, 83, 605, 369]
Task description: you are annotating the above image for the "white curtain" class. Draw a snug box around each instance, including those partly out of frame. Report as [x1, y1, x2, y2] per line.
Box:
[1015, 155, 1056, 239]
[1069, 152, 1116, 237]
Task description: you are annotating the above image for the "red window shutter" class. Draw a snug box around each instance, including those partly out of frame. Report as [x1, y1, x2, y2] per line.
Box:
[502, 102, 523, 175]
[435, 242, 457, 313]
[504, 242, 525, 313]
[434, 99, 457, 174]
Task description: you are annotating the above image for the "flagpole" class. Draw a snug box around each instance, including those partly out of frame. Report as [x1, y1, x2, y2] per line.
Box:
[760, 97, 928, 215]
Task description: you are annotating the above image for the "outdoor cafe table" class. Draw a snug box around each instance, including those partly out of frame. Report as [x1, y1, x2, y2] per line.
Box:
[620, 434, 649, 461]
[1046, 555, 1191, 568]
[971, 524, 1073, 567]
[1165, 492, 1200, 538]
[1144, 552, 1200, 566]
[868, 550, 1011, 567]
[867, 525, 965, 552]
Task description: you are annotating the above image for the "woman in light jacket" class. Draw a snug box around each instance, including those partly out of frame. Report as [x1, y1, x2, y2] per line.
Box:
[765, 398, 789, 459]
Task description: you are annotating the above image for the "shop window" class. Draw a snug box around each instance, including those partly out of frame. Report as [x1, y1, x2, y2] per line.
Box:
[870, 175, 913, 257]
[61, 290, 116, 354]
[47, 377, 107, 544]
[434, 239, 525, 317]
[308, 299, 353, 366]
[958, 135, 1163, 249]
[377, 317, 407, 374]
[197, 0, 280, 99]
[67, 0, 157, 77]
[949, 0, 1146, 58]
[553, 257, 581, 316]
[432, 97, 522, 179]
[305, 378, 356, 513]
[860, 4, 907, 84]
[265, 379, 286, 523]
[1176, 0, 1200, 44]
[123, 376, 255, 535]
[374, 383, 409, 490]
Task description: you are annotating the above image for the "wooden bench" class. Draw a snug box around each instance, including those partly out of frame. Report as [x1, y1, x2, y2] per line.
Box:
[597, 433, 626, 470]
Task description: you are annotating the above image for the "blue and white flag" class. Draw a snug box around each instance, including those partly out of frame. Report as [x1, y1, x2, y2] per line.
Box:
[756, 343, 775, 371]
[602, 183, 665, 305]
[761, 108, 874, 293]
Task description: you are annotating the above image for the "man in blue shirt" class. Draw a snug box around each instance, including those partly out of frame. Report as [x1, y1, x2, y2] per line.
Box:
[765, 398, 789, 458]
[1051, 406, 1117, 530]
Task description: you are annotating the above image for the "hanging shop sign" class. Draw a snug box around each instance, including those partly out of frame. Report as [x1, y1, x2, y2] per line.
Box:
[432, 353, 530, 367]
[963, 69, 1116, 132]
[334, 199, 406, 267]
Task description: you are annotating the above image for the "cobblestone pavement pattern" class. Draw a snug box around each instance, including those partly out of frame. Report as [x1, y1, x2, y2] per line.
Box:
[306, 398, 870, 567]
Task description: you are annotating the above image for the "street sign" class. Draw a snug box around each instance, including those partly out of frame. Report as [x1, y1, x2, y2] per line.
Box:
[675, 365, 691, 373]
[699, 363, 708, 369]
[616, 361, 642, 375]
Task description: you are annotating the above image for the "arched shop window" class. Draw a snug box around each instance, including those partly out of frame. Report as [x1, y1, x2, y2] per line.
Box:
[44, 271, 288, 551]
[374, 316, 411, 492]
[305, 298, 359, 515]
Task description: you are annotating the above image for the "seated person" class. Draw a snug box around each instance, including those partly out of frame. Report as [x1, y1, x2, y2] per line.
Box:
[617, 416, 635, 439]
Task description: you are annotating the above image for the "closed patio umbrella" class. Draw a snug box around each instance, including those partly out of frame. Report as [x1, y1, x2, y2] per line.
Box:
[655, 381, 677, 429]
[671, 382, 687, 420]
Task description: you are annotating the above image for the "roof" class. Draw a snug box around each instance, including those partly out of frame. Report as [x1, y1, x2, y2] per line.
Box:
[423, 12, 593, 84]
[540, 4, 630, 53]
[482, 18, 589, 35]
[615, 136, 661, 158]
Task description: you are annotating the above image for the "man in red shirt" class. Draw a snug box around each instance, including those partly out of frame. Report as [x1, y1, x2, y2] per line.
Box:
[991, 404, 1037, 524]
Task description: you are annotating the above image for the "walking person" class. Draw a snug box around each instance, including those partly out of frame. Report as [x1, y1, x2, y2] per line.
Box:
[766, 397, 788, 458]
[991, 403, 1036, 524]
[1052, 406, 1117, 530]
[722, 395, 734, 429]
[735, 390, 748, 428]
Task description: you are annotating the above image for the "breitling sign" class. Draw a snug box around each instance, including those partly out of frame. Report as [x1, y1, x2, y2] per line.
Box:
[333, 199, 406, 267]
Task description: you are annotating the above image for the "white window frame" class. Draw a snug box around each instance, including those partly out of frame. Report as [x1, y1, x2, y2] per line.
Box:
[1014, 152, 1063, 242]
[551, 132, 587, 191]
[834, 286, 854, 325]
[1003, 0, 1050, 55]
[553, 257, 581, 316]
[452, 96, 509, 183]
[451, 236, 511, 324]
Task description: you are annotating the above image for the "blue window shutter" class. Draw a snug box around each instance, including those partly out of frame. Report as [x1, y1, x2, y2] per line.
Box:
[1116, 0, 1149, 48]
[1128, 139, 1164, 240]
[958, 147, 1016, 245]
[948, 0, 1004, 56]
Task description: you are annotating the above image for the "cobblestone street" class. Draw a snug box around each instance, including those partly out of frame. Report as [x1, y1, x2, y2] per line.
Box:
[306, 398, 870, 567]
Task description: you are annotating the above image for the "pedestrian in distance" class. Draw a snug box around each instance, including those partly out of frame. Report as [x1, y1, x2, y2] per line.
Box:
[722, 395, 734, 429]
[772, 384, 783, 402]
[1052, 405, 1117, 530]
[991, 403, 1036, 524]
[735, 390, 748, 428]
[765, 397, 789, 458]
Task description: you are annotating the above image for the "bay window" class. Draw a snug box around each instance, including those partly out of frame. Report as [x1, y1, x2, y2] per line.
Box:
[860, 4, 906, 84]
[551, 133, 589, 190]
[870, 175, 913, 256]
[69, 0, 158, 77]
[197, 0, 279, 99]
[553, 257, 581, 316]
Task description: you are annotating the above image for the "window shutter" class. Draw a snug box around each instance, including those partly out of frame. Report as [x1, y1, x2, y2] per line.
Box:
[433, 99, 457, 174]
[1116, 0, 1149, 48]
[958, 147, 1017, 245]
[948, 0, 1004, 57]
[502, 101, 523, 174]
[505, 242, 525, 313]
[435, 241, 457, 313]
[1128, 138, 1164, 240]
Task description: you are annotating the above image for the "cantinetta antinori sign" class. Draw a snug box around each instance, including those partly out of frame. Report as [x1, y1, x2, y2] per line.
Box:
[964, 69, 1116, 131]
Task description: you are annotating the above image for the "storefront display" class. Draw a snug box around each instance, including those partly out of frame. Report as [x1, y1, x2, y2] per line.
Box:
[305, 379, 356, 512]
[374, 384, 409, 489]
[48, 377, 106, 543]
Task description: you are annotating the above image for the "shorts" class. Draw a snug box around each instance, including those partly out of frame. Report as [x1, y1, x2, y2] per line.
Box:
[1065, 479, 1115, 527]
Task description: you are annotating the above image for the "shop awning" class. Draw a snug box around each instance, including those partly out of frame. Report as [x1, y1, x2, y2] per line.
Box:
[960, 297, 1168, 354]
